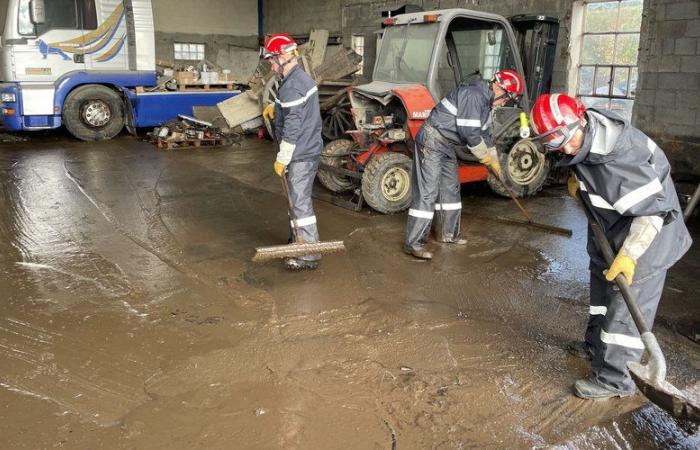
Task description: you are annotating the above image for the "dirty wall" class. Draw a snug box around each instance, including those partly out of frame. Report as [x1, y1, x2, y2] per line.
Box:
[152, 0, 260, 79]
[263, 0, 700, 176]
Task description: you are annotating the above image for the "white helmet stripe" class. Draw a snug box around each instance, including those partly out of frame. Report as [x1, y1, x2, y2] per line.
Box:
[549, 94, 564, 124]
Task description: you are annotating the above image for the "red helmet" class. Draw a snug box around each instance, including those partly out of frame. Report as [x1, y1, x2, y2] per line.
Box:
[494, 69, 524, 98]
[261, 33, 297, 59]
[530, 93, 587, 151]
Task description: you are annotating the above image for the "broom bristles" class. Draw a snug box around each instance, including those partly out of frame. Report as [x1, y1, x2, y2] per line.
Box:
[253, 241, 345, 262]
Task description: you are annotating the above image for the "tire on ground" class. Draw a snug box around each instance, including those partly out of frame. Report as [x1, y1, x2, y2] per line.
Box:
[361, 152, 412, 214]
[487, 139, 550, 198]
[317, 139, 356, 193]
[62, 84, 125, 141]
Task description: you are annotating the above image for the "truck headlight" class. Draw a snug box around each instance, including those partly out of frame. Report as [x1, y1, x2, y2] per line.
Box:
[1, 93, 16, 103]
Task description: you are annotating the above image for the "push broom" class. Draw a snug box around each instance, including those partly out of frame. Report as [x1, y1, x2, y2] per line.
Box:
[253, 171, 345, 262]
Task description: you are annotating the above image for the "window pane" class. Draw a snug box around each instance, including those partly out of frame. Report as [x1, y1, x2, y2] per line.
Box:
[585, 2, 619, 33]
[81, 0, 97, 29]
[610, 99, 634, 121]
[581, 96, 610, 110]
[614, 34, 639, 65]
[37, 0, 78, 35]
[595, 66, 612, 95]
[18, 0, 33, 34]
[618, 0, 643, 32]
[613, 67, 629, 97]
[581, 34, 615, 64]
[629, 67, 638, 98]
[578, 66, 595, 95]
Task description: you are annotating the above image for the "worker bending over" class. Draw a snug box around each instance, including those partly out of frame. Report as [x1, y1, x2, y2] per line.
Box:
[404, 70, 524, 260]
[261, 33, 324, 270]
[530, 93, 692, 399]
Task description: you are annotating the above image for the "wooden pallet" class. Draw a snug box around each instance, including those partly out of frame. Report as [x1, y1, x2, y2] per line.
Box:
[177, 82, 236, 91]
[154, 136, 231, 150]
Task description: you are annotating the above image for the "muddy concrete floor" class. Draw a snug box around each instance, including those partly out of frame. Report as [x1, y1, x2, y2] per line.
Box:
[0, 134, 698, 449]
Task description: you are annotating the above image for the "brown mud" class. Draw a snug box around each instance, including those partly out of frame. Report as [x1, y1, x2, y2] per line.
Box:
[0, 135, 698, 449]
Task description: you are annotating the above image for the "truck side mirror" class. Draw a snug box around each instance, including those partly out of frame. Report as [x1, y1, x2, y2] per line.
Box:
[30, 0, 46, 25]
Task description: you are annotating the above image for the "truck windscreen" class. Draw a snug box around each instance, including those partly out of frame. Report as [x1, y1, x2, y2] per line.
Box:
[374, 23, 439, 84]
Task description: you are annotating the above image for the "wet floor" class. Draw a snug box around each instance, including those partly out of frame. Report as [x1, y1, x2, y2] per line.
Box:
[0, 134, 698, 449]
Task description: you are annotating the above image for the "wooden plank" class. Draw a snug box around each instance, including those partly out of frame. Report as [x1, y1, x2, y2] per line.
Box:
[308, 29, 329, 70]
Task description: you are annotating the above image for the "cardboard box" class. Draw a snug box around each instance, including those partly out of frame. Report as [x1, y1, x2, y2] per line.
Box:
[176, 71, 196, 85]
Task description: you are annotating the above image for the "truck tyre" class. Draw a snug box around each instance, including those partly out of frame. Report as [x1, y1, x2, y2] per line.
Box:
[361, 152, 412, 214]
[63, 85, 125, 141]
[318, 139, 356, 193]
[487, 139, 550, 198]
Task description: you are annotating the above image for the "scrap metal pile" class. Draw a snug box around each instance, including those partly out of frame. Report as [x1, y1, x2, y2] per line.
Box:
[148, 115, 240, 150]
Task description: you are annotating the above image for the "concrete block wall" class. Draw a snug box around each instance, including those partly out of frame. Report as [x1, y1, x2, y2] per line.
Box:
[633, 0, 700, 176]
[152, 0, 260, 78]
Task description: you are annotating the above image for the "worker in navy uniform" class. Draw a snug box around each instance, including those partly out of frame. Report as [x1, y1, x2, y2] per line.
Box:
[404, 69, 525, 260]
[530, 93, 692, 399]
[261, 33, 324, 270]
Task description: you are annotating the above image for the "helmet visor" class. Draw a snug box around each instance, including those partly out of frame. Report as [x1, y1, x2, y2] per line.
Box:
[536, 121, 581, 151]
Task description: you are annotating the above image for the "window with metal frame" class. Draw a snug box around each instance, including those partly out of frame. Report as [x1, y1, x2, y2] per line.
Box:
[351, 35, 365, 75]
[576, 0, 643, 120]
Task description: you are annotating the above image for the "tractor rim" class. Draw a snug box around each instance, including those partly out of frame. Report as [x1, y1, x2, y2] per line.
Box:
[82, 100, 111, 128]
[506, 140, 546, 186]
[381, 167, 410, 201]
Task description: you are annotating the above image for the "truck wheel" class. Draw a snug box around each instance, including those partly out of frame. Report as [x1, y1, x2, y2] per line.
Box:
[488, 139, 550, 197]
[361, 152, 412, 214]
[63, 85, 124, 141]
[318, 139, 356, 193]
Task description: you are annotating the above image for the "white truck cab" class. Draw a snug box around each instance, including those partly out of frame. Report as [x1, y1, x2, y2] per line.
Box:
[0, 0, 237, 140]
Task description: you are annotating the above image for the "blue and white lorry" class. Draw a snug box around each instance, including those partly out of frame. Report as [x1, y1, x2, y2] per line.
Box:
[0, 0, 240, 140]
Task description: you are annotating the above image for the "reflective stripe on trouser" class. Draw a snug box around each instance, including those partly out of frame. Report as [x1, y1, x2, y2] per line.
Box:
[589, 268, 666, 393]
[287, 160, 321, 261]
[404, 142, 461, 251]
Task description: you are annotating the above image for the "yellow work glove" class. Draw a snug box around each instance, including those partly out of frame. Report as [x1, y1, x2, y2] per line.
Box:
[273, 160, 286, 177]
[567, 174, 580, 201]
[480, 154, 503, 179]
[605, 251, 636, 285]
[262, 103, 275, 121]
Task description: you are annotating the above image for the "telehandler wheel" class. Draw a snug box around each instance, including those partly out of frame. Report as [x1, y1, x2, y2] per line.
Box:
[318, 139, 356, 193]
[63, 85, 125, 141]
[488, 139, 550, 198]
[362, 152, 412, 214]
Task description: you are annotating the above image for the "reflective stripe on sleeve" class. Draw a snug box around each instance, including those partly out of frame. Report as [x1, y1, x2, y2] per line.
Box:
[589, 306, 608, 315]
[457, 118, 482, 127]
[441, 98, 457, 115]
[408, 208, 434, 219]
[277, 86, 318, 108]
[600, 330, 644, 349]
[613, 178, 663, 214]
[293, 215, 317, 227]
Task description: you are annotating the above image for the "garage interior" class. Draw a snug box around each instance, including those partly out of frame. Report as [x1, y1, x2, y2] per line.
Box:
[0, 0, 699, 448]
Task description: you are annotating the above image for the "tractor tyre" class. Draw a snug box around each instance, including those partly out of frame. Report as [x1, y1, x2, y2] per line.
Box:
[487, 139, 550, 198]
[63, 84, 125, 141]
[317, 139, 357, 193]
[361, 152, 412, 214]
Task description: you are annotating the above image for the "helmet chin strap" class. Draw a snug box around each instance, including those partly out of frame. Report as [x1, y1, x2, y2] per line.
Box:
[272, 54, 295, 78]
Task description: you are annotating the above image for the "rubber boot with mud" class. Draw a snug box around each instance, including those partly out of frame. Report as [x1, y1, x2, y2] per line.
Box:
[284, 258, 319, 270]
[574, 378, 635, 399]
[404, 247, 433, 260]
[437, 238, 467, 245]
[566, 341, 593, 360]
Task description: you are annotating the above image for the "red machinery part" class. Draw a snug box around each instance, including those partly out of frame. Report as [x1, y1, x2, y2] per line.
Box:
[390, 84, 436, 139]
